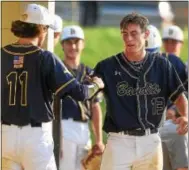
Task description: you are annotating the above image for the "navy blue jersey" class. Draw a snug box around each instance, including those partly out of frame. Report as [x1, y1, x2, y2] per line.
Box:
[1, 44, 90, 125]
[162, 53, 188, 91]
[94, 52, 185, 133]
[62, 63, 100, 121]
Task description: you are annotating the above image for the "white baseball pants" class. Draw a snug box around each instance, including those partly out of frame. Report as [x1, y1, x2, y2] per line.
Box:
[59, 119, 91, 170]
[100, 132, 163, 170]
[2, 122, 56, 170]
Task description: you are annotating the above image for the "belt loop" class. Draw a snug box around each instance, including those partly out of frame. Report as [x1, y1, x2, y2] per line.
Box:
[118, 131, 124, 135]
[145, 128, 151, 136]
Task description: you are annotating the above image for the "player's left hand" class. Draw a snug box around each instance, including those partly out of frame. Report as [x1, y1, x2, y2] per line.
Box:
[175, 116, 188, 135]
[93, 142, 105, 155]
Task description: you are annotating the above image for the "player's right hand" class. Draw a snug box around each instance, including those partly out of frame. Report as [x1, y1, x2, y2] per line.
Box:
[175, 116, 188, 135]
[92, 77, 104, 89]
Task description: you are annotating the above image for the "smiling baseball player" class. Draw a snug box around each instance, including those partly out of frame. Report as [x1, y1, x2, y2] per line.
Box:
[94, 13, 188, 170]
[59, 25, 104, 170]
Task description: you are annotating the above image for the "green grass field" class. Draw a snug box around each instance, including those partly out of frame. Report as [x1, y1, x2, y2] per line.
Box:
[55, 26, 188, 64]
[55, 26, 188, 144]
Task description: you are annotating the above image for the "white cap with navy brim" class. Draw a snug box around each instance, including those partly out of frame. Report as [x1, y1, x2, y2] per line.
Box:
[61, 25, 84, 41]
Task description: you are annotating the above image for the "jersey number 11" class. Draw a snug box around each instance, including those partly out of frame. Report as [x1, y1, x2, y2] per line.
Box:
[6, 71, 28, 106]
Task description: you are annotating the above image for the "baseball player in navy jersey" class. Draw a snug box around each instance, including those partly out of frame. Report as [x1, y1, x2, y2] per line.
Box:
[93, 13, 188, 170]
[59, 25, 104, 170]
[146, 25, 188, 91]
[162, 25, 188, 90]
[146, 25, 188, 170]
[1, 4, 104, 170]
[162, 25, 184, 57]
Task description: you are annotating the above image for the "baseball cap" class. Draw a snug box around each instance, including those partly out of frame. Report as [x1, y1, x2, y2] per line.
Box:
[162, 25, 184, 42]
[52, 15, 63, 33]
[20, 4, 55, 29]
[61, 25, 84, 41]
[146, 25, 162, 50]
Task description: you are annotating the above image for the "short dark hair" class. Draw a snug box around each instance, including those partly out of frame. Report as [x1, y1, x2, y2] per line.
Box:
[120, 13, 149, 32]
[11, 20, 48, 38]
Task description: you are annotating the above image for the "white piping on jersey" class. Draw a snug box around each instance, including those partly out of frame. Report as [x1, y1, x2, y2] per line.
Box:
[2, 47, 40, 55]
[169, 84, 184, 101]
[121, 53, 140, 72]
[183, 78, 188, 86]
[136, 81, 146, 129]
[55, 78, 75, 95]
[11, 43, 34, 47]
[115, 55, 138, 79]
[157, 107, 167, 128]
[143, 56, 156, 128]
[121, 52, 149, 72]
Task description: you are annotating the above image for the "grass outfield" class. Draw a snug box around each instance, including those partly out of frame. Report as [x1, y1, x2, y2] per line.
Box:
[55, 27, 188, 64]
[55, 27, 188, 144]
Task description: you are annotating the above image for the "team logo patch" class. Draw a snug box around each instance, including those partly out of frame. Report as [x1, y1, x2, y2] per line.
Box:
[21, 14, 28, 21]
[114, 70, 121, 76]
[168, 28, 174, 35]
[13, 56, 24, 69]
[70, 28, 76, 35]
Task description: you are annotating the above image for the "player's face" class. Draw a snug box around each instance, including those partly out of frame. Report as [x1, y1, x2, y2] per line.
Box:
[163, 39, 183, 56]
[62, 38, 84, 59]
[121, 24, 149, 54]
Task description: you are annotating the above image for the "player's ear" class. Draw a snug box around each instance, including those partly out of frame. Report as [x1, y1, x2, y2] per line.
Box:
[144, 29, 150, 40]
[40, 25, 48, 33]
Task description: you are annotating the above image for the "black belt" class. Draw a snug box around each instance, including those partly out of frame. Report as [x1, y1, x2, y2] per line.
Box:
[63, 117, 88, 123]
[2, 120, 42, 127]
[118, 128, 158, 136]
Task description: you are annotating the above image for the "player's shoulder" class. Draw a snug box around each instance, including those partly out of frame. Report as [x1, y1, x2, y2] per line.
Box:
[40, 49, 61, 62]
[40, 49, 55, 57]
[160, 52, 182, 62]
[97, 52, 122, 66]
[148, 52, 170, 65]
[162, 53, 185, 69]
[2, 43, 41, 55]
[2, 44, 11, 50]
[148, 51, 164, 60]
[2, 44, 16, 50]
[168, 53, 185, 64]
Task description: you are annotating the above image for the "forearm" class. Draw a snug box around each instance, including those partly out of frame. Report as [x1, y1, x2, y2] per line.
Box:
[91, 103, 103, 143]
[174, 93, 188, 117]
[69, 82, 100, 101]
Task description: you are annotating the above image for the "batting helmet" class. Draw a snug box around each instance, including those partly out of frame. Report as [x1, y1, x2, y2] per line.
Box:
[146, 25, 162, 53]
